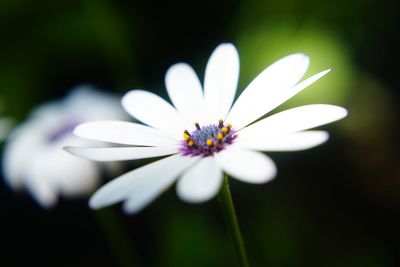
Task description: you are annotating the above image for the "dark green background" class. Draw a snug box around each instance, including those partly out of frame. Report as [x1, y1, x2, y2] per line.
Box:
[0, 0, 399, 266]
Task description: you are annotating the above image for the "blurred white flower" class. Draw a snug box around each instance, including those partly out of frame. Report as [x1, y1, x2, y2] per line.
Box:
[67, 43, 347, 214]
[2, 86, 128, 208]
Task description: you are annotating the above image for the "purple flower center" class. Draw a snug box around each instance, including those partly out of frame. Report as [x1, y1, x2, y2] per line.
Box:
[179, 120, 236, 157]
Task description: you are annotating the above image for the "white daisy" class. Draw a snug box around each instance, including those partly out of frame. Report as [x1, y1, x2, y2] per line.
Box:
[2, 86, 128, 208]
[67, 43, 347, 214]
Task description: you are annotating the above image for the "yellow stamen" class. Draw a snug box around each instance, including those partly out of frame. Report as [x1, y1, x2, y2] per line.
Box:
[221, 127, 229, 134]
[188, 140, 194, 147]
[206, 139, 214, 146]
[217, 133, 223, 140]
[183, 133, 191, 141]
[227, 123, 232, 129]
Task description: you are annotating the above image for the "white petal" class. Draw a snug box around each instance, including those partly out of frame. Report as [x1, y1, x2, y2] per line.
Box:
[25, 144, 99, 208]
[65, 146, 179, 161]
[121, 180, 168, 214]
[176, 157, 222, 203]
[235, 130, 329, 151]
[226, 54, 319, 130]
[239, 104, 348, 139]
[290, 69, 331, 94]
[56, 136, 102, 197]
[204, 43, 239, 122]
[165, 63, 206, 124]
[2, 123, 45, 190]
[26, 181, 58, 209]
[89, 154, 199, 211]
[122, 90, 191, 139]
[215, 146, 276, 184]
[118, 154, 201, 214]
[31, 136, 100, 197]
[25, 165, 58, 208]
[74, 120, 178, 146]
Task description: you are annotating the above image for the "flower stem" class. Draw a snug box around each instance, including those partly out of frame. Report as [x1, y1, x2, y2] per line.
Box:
[218, 174, 250, 267]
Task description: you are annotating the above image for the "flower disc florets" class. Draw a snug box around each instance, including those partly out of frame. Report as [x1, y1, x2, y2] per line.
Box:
[180, 120, 236, 157]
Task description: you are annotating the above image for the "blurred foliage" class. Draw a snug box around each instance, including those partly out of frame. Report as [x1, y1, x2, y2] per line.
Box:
[0, 0, 136, 119]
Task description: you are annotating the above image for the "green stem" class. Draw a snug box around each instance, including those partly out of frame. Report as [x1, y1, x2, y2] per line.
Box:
[218, 174, 250, 267]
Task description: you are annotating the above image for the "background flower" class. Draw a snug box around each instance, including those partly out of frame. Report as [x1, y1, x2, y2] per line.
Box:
[2, 86, 128, 208]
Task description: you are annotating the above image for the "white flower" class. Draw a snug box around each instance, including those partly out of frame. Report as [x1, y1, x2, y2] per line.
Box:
[67, 44, 347, 214]
[2, 86, 128, 208]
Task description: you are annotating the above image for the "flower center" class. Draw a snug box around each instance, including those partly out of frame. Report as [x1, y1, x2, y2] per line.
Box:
[179, 120, 236, 157]
[48, 119, 81, 143]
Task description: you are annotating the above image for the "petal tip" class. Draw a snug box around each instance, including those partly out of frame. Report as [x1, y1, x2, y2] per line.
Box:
[284, 53, 310, 70]
[321, 131, 330, 140]
[340, 107, 349, 118]
[62, 146, 72, 154]
[72, 124, 84, 137]
[62, 146, 85, 159]
[176, 187, 212, 204]
[89, 192, 105, 210]
[121, 90, 134, 107]
[122, 201, 139, 214]
[33, 192, 58, 209]
[121, 90, 144, 108]
[262, 167, 277, 184]
[88, 198, 100, 210]
[213, 43, 238, 56]
[166, 62, 189, 76]
[218, 42, 235, 49]
[290, 52, 310, 62]
[331, 106, 348, 119]
[322, 68, 332, 75]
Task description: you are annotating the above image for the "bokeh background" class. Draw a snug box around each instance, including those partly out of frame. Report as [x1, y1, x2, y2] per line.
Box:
[1, 0, 399, 266]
